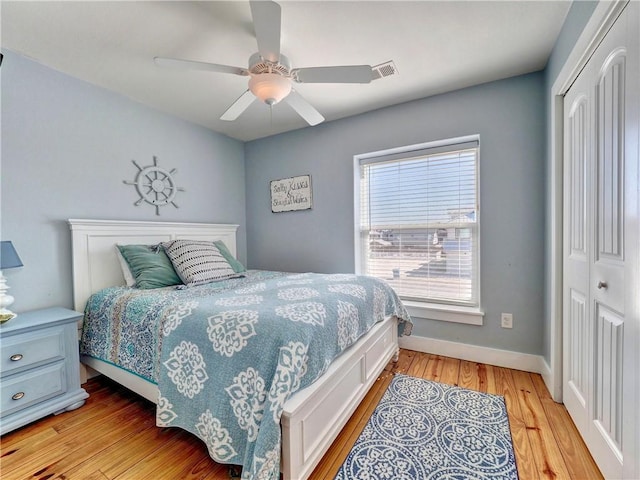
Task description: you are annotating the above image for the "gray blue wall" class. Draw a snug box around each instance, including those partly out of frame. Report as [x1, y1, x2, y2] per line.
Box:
[246, 72, 546, 355]
[1, 50, 246, 312]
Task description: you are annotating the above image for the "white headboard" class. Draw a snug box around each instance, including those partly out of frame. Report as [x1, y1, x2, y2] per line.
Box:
[68, 219, 239, 312]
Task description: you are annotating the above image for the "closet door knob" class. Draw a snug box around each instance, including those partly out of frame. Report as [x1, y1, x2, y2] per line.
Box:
[597, 281, 608, 289]
[9, 354, 23, 362]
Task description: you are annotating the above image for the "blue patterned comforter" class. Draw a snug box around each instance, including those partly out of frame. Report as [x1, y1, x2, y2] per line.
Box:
[81, 270, 411, 480]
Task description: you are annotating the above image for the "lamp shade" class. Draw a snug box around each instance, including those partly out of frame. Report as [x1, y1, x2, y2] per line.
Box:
[1, 241, 23, 269]
[249, 73, 292, 106]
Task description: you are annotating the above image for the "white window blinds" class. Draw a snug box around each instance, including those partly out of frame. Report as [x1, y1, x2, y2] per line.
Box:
[356, 138, 480, 307]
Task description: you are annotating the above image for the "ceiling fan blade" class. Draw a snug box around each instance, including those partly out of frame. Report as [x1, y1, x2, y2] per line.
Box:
[284, 90, 324, 126]
[249, 0, 281, 63]
[221, 90, 256, 121]
[154, 57, 248, 76]
[293, 65, 373, 84]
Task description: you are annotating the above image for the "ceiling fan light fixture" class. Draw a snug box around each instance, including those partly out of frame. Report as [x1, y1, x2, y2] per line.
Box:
[249, 73, 291, 105]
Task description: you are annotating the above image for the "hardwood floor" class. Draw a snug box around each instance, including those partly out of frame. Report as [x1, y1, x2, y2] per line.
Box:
[0, 349, 602, 479]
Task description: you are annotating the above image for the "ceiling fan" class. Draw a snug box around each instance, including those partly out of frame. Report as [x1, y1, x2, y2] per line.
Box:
[154, 0, 375, 126]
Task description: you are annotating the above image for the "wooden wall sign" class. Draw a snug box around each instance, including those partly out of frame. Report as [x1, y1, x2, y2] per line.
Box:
[270, 175, 312, 213]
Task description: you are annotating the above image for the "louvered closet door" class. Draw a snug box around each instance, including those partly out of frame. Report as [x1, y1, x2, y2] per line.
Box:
[562, 2, 639, 478]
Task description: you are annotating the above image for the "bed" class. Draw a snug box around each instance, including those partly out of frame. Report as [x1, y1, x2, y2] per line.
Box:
[69, 219, 411, 480]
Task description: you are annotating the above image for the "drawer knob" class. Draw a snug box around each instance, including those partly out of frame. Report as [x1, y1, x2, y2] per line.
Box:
[9, 354, 23, 362]
[12, 392, 25, 401]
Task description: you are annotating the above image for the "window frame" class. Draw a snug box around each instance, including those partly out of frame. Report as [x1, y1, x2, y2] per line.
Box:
[353, 135, 484, 325]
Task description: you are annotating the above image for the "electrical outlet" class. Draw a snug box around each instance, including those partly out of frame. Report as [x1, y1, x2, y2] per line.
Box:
[501, 313, 513, 329]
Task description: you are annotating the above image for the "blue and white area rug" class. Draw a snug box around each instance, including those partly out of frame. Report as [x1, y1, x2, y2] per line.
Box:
[335, 374, 518, 479]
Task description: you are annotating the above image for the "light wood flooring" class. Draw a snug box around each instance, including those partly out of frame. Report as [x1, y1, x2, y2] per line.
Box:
[0, 349, 603, 479]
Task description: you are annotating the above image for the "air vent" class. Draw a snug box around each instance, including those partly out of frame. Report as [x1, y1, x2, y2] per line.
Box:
[372, 61, 398, 80]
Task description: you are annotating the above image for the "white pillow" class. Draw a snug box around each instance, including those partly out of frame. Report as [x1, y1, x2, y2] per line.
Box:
[161, 239, 240, 286]
[115, 245, 136, 287]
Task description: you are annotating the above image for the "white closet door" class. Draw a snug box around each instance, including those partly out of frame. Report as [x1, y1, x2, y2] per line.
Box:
[563, 52, 593, 443]
[563, 2, 639, 478]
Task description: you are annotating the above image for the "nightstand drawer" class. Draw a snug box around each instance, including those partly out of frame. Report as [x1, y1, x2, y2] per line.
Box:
[1, 362, 66, 417]
[0, 327, 65, 377]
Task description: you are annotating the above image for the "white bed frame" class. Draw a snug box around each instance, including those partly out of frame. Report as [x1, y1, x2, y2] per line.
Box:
[69, 219, 399, 480]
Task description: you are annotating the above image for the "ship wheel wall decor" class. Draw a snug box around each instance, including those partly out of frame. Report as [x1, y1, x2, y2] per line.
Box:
[123, 156, 185, 215]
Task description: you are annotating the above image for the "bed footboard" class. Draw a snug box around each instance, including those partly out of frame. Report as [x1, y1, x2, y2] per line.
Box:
[280, 315, 398, 480]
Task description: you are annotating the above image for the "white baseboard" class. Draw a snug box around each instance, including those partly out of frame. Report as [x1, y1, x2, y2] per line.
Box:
[399, 335, 548, 375]
[540, 358, 561, 402]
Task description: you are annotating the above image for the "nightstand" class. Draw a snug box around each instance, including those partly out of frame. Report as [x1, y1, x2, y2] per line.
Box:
[0, 307, 89, 435]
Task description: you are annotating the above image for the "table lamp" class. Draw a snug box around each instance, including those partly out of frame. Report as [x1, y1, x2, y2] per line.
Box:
[0, 241, 23, 322]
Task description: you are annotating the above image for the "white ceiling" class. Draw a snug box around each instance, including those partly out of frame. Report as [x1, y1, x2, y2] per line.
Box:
[1, 1, 571, 142]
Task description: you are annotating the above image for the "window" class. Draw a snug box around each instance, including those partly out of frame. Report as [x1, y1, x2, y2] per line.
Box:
[355, 136, 481, 319]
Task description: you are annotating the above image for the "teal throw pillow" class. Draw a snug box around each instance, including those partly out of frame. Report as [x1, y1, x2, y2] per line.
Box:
[214, 240, 246, 273]
[116, 244, 182, 289]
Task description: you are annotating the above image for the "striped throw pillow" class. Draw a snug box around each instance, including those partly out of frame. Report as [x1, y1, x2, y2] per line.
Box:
[161, 240, 240, 286]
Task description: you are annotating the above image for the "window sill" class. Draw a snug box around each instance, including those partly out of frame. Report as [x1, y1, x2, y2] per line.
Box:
[402, 301, 484, 325]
